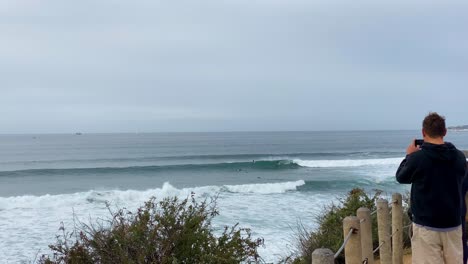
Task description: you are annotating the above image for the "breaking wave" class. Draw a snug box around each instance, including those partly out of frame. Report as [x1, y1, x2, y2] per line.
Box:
[0, 180, 307, 209]
[0, 158, 403, 177]
[294, 157, 403, 168]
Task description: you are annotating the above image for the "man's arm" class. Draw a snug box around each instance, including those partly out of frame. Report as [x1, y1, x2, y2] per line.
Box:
[396, 155, 417, 184]
[396, 140, 420, 184]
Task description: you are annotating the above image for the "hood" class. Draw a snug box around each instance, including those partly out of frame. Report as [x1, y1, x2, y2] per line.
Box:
[421, 142, 459, 161]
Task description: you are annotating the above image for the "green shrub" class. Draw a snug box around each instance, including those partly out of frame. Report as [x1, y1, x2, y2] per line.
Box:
[39, 195, 264, 264]
[291, 188, 411, 264]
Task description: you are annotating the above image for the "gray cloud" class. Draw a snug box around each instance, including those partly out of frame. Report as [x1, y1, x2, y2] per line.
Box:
[1, 0, 467, 133]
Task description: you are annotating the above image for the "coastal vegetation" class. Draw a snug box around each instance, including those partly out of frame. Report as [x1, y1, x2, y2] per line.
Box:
[39, 195, 264, 264]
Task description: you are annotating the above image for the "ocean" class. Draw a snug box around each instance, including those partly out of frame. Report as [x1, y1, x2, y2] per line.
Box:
[1, 131, 467, 263]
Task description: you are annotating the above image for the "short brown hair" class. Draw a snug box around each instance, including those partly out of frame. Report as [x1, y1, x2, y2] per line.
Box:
[423, 112, 446, 138]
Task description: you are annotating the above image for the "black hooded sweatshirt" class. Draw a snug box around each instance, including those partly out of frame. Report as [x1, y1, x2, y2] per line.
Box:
[396, 142, 467, 228]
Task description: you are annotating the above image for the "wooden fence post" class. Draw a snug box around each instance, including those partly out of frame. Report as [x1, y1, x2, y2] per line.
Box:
[343, 216, 362, 264]
[377, 199, 392, 264]
[312, 248, 334, 264]
[392, 193, 403, 264]
[357, 207, 374, 264]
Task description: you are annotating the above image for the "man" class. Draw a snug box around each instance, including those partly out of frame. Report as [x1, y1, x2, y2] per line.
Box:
[396, 112, 467, 264]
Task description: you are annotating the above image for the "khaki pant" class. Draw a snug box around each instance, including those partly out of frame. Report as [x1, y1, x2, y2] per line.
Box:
[412, 224, 463, 264]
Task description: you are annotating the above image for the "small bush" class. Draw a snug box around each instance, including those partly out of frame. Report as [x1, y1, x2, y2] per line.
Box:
[40, 195, 264, 264]
[291, 188, 411, 264]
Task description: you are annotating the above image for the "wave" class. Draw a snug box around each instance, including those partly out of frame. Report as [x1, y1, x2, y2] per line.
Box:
[0, 180, 306, 209]
[294, 157, 403, 168]
[0, 160, 300, 177]
[0, 151, 402, 165]
[0, 157, 404, 177]
[0, 176, 403, 209]
[222, 180, 306, 194]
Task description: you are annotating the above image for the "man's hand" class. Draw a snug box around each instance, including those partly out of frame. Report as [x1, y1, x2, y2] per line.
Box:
[406, 139, 420, 155]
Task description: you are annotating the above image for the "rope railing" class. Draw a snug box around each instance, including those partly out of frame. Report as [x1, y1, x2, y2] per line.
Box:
[373, 241, 385, 254]
[390, 229, 399, 238]
[372, 229, 400, 254]
[334, 228, 355, 259]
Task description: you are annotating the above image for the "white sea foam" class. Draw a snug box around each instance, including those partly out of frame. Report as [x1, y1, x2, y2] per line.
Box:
[0, 180, 306, 209]
[294, 157, 404, 168]
[0, 180, 315, 263]
[222, 180, 305, 194]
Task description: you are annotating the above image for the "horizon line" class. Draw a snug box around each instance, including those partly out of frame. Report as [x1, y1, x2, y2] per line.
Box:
[0, 128, 423, 135]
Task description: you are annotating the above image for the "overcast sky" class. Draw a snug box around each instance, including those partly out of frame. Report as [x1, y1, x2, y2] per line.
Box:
[1, 0, 467, 133]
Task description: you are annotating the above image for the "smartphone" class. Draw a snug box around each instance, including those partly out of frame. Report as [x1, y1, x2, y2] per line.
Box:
[414, 139, 424, 147]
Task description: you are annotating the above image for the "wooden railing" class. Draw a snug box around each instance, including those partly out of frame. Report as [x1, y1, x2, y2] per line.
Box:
[312, 193, 408, 264]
